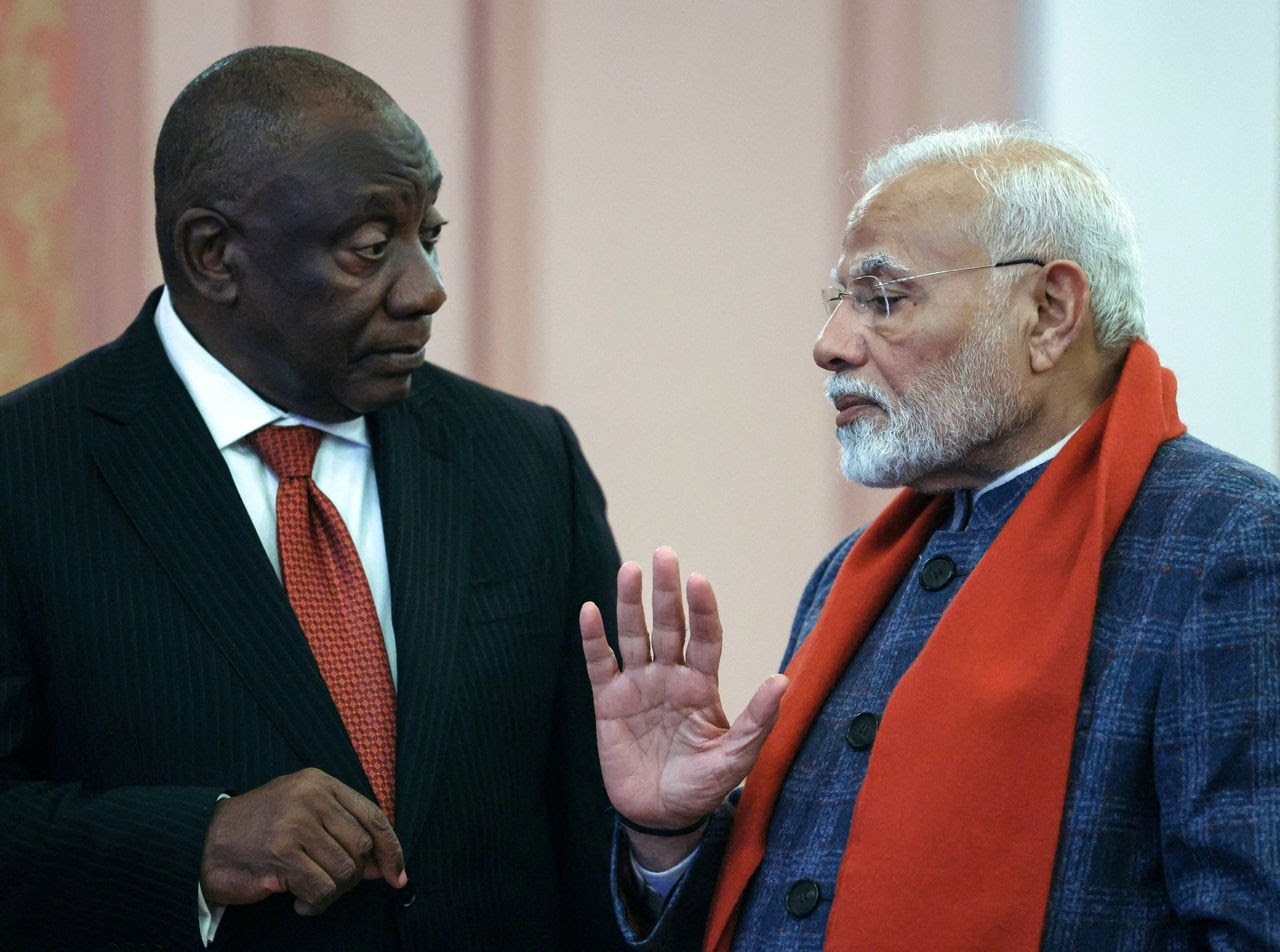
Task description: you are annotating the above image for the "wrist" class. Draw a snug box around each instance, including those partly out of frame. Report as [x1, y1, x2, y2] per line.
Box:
[626, 825, 706, 871]
[616, 811, 709, 838]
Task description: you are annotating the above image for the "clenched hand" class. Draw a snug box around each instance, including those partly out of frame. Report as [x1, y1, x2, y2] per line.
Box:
[200, 768, 406, 916]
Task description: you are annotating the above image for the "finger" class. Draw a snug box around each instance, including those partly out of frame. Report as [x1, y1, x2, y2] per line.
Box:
[320, 806, 382, 883]
[683, 572, 723, 678]
[649, 547, 687, 665]
[615, 561, 651, 670]
[579, 601, 620, 691]
[330, 784, 406, 889]
[721, 674, 790, 768]
[282, 853, 340, 916]
[299, 827, 365, 896]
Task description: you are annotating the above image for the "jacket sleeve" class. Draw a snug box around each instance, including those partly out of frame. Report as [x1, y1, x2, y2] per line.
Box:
[1155, 487, 1280, 948]
[0, 542, 224, 949]
[546, 408, 630, 951]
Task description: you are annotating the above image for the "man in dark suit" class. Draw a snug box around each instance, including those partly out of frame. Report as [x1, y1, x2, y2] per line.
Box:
[0, 47, 625, 950]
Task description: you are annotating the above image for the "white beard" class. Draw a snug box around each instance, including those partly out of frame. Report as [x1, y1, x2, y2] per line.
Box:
[826, 298, 1034, 489]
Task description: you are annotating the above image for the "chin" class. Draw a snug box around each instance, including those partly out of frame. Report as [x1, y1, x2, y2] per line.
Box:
[346, 376, 416, 416]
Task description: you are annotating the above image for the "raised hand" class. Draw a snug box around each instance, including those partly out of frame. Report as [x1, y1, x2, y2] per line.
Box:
[579, 547, 788, 866]
[200, 767, 407, 916]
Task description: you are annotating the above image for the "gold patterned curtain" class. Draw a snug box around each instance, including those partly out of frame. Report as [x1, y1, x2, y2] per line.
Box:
[0, 0, 79, 392]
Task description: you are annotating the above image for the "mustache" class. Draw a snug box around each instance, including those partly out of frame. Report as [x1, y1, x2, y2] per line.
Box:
[825, 373, 891, 411]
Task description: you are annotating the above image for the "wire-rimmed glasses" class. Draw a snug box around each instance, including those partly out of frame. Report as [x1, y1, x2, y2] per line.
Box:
[821, 258, 1045, 325]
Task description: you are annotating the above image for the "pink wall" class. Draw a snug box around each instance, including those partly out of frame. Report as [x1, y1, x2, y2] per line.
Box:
[2, 0, 1020, 711]
[70, 0, 148, 351]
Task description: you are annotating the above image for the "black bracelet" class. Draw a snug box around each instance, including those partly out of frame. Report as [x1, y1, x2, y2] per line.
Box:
[615, 810, 710, 838]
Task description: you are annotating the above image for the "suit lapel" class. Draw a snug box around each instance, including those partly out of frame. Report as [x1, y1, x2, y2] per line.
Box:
[371, 374, 471, 854]
[87, 298, 370, 793]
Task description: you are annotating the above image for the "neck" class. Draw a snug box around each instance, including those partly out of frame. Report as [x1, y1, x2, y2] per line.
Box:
[910, 352, 1124, 495]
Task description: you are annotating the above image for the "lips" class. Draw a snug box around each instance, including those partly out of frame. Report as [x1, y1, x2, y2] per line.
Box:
[362, 340, 428, 374]
[833, 393, 884, 426]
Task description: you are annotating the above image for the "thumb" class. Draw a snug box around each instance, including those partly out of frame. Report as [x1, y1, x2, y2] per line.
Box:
[720, 673, 789, 767]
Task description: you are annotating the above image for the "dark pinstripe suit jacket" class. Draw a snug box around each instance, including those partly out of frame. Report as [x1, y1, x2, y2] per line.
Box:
[0, 291, 627, 951]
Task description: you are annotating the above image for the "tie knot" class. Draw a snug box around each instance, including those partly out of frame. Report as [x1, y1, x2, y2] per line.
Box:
[246, 425, 323, 479]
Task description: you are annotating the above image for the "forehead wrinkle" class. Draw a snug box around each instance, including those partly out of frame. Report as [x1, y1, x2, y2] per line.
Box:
[360, 191, 400, 216]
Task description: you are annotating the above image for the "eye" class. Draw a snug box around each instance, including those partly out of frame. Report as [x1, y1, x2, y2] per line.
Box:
[355, 239, 390, 260]
[881, 294, 908, 315]
[420, 220, 447, 253]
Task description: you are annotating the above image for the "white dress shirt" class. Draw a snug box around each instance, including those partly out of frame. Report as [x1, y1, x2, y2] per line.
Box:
[154, 287, 399, 943]
[154, 288, 398, 682]
[973, 426, 1078, 503]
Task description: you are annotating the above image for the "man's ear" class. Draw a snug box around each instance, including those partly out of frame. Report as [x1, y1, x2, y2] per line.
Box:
[1028, 260, 1091, 374]
[174, 208, 239, 305]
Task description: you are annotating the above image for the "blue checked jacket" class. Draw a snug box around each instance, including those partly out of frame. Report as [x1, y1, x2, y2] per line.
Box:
[618, 433, 1280, 950]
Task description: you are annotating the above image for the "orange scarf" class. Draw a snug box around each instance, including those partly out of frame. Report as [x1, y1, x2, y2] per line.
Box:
[706, 341, 1184, 951]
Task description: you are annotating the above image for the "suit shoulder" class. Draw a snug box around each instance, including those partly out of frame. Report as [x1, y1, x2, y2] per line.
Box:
[1132, 434, 1280, 534]
[0, 338, 120, 418]
[410, 363, 562, 433]
[0, 339, 132, 467]
[1147, 433, 1280, 492]
[1108, 435, 1280, 600]
[406, 363, 591, 469]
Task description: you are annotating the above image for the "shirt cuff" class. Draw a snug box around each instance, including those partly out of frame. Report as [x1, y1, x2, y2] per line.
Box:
[197, 793, 231, 946]
[629, 844, 700, 907]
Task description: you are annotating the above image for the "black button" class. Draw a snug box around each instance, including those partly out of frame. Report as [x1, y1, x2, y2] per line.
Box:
[785, 878, 821, 918]
[846, 711, 879, 751]
[919, 554, 957, 591]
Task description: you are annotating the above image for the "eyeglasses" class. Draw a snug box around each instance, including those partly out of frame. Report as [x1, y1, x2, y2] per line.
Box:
[820, 258, 1045, 325]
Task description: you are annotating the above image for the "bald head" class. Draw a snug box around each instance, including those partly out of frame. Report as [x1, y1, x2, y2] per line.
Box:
[153, 46, 401, 286]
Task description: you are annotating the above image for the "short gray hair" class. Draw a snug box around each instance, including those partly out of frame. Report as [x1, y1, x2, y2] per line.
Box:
[862, 122, 1146, 350]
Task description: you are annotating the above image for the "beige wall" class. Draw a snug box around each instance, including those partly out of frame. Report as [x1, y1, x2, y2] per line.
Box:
[531, 1, 1021, 713]
[6, 0, 1019, 715]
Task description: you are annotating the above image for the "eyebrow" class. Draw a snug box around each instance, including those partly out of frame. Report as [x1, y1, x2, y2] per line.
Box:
[854, 253, 911, 278]
[335, 187, 432, 236]
[831, 251, 912, 287]
[358, 193, 401, 219]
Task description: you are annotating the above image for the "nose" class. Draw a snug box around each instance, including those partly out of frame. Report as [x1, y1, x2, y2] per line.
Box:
[388, 242, 447, 319]
[813, 304, 870, 372]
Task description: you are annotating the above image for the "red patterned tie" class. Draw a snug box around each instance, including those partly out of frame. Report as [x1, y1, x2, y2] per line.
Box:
[246, 424, 397, 823]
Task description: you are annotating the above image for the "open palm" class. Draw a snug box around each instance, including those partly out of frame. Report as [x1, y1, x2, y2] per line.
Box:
[579, 548, 789, 830]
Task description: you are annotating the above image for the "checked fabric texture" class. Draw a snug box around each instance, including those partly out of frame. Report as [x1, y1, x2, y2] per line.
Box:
[247, 424, 397, 823]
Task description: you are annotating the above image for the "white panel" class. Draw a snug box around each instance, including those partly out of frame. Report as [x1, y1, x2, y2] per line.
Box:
[1025, 0, 1280, 474]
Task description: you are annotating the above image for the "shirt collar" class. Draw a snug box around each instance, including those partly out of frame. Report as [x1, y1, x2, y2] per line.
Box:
[972, 425, 1081, 502]
[154, 286, 369, 450]
[947, 425, 1083, 531]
